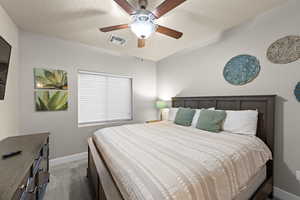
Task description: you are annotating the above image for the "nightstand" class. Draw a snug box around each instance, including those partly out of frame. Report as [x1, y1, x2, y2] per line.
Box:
[146, 120, 162, 123]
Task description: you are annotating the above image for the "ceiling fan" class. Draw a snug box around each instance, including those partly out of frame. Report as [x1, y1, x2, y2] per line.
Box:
[99, 0, 186, 48]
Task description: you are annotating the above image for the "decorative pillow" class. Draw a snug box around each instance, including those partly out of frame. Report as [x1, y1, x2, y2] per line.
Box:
[223, 110, 258, 135]
[174, 108, 196, 126]
[168, 108, 179, 121]
[191, 108, 215, 127]
[196, 110, 226, 132]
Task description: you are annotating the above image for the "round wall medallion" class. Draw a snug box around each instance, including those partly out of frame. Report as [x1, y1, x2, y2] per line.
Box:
[294, 82, 300, 102]
[223, 55, 260, 86]
[267, 35, 300, 64]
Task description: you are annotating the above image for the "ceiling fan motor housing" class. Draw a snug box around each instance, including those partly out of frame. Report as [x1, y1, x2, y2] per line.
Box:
[138, 0, 148, 9]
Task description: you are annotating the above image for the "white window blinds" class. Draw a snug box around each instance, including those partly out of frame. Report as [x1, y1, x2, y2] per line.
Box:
[78, 71, 132, 124]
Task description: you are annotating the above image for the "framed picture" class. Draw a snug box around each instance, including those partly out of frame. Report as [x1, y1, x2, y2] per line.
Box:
[35, 90, 68, 111]
[34, 68, 68, 90]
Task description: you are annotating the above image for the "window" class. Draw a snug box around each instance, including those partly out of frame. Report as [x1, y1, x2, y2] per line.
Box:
[78, 70, 132, 125]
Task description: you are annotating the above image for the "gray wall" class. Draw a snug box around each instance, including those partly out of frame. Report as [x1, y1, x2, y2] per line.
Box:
[0, 5, 19, 140]
[19, 32, 157, 159]
[157, 0, 300, 196]
[6, 0, 300, 196]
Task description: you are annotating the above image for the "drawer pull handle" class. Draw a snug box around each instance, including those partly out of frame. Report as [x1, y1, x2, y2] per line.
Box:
[27, 187, 37, 193]
[19, 184, 26, 190]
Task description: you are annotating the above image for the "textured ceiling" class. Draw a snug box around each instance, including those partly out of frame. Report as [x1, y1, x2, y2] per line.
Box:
[0, 0, 286, 61]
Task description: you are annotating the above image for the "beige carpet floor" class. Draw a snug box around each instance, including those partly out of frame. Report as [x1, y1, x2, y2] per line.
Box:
[44, 159, 92, 200]
[44, 159, 277, 200]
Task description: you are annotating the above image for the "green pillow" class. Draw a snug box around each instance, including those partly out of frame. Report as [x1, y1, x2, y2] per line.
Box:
[196, 110, 226, 132]
[174, 108, 196, 126]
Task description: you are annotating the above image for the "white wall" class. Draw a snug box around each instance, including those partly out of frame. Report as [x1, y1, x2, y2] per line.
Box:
[19, 32, 157, 159]
[157, 0, 300, 196]
[0, 5, 19, 140]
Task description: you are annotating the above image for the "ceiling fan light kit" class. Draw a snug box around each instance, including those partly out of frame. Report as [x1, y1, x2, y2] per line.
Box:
[130, 10, 157, 39]
[99, 0, 186, 48]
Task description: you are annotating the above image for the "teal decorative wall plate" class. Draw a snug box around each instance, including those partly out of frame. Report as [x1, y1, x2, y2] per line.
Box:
[295, 82, 300, 102]
[223, 55, 260, 86]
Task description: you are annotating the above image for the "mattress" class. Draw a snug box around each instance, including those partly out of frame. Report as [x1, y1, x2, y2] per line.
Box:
[93, 121, 272, 200]
[235, 165, 266, 200]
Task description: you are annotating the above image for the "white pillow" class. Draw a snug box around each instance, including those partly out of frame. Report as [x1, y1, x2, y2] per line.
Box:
[191, 108, 215, 128]
[223, 110, 258, 135]
[168, 108, 179, 121]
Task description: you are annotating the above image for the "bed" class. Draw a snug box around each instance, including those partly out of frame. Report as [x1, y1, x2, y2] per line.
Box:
[87, 95, 276, 200]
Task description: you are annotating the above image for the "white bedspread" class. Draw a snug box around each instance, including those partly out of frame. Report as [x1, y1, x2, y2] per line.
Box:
[93, 121, 272, 200]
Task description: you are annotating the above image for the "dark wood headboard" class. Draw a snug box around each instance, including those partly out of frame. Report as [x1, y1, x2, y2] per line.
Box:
[172, 95, 276, 153]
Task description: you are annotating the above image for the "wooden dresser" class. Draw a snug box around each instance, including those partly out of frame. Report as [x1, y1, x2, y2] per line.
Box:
[0, 133, 50, 200]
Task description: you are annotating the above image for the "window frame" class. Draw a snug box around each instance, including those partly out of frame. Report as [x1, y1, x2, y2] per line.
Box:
[77, 70, 133, 127]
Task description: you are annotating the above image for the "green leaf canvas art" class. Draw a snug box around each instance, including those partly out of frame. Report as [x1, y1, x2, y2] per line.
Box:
[35, 91, 68, 111]
[34, 68, 68, 90]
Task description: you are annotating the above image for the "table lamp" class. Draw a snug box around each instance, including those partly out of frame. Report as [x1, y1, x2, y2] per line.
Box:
[156, 100, 168, 120]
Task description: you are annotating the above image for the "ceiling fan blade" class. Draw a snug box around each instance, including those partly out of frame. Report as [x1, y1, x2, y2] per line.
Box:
[152, 0, 186, 19]
[138, 39, 145, 48]
[99, 24, 129, 32]
[156, 25, 183, 39]
[113, 0, 136, 15]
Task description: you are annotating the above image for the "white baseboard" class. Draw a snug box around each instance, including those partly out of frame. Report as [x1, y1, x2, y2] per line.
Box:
[49, 152, 88, 167]
[274, 187, 300, 200]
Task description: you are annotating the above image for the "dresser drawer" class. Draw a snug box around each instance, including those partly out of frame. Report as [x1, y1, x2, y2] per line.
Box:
[42, 143, 49, 159]
[14, 174, 38, 200]
[37, 171, 50, 185]
[33, 143, 49, 174]
[12, 171, 30, 200]
[32, 157, 43, 176]
[20, 187, 37, 200]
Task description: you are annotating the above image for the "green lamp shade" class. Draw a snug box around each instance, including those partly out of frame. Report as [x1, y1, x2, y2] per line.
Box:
[156, 101, 168, 109]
